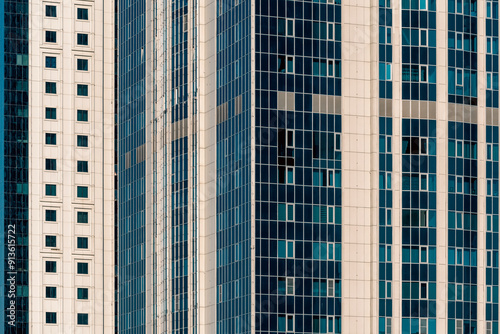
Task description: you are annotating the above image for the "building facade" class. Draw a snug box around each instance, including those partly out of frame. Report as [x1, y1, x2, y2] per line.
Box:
[1, 0, 115, 332]
[118, 0, 500, 334]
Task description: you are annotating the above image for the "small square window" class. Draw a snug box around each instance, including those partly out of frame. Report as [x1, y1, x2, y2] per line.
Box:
[77, 161, 89, 173]
[77, 287, 89, 300]
[45, 133, 57, 145]
[45, 184, 57, 196]
[77, 262, 89, 274]
[77, 135, 88, 147]
[77, 109, 88, 121]
[77, 33, 89, 46]
[77, 237, 89, 249]
[77, 8, 89, 20]
[45, 210, 57, 222]
[45, 261, 57, 273]
[45, 107, 56, 119]
[45, 159, 57, 171]
[77, 313, 89, 325]
[46, 286, 57, 298]
[77, 59, 88, 71]
[45, 56, 56, 68]
[77, 186, 89, 198]
[45, 31, 57, 43]
[45, 235, 57, 247]
[77, 211, 89, 224]
[46, 5, 57, 17]
[46, 312, 57, 324]
[45, 82, 57, 94]
[77, 84, 88, 96]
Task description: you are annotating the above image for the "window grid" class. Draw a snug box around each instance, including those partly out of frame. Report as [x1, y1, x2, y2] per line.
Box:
[401, 119, 437, 334]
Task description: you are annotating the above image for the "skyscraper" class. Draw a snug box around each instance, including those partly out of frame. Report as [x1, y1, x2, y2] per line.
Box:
[118, 0, 499, 333]
[1, 0, 115, 332]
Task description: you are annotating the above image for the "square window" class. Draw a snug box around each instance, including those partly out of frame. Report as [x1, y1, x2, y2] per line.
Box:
[77, 211, 89, 224]
[45, 5, 57, 17]
[45, 31, 57, 43]
[45, 210, 57, 222]
[77, 237, 89, 249]
[45, 159, 56, 171]
[45, 56, 56, 68]
[77, 161, 88, 173]
[45, 184, 56, 196]
[77, 59, 88, 71]
[45, 261, 57, 273]
[45, 107, 56, 119]
[46, 286, 57, 298]
[45, 235, 57, 247]
[77, 262, 89, 274]
[77, 287, 89, 300]
[77, 313, 89, 325]
[45, 133, 57, 145]
[77, 33, 89, 46]
[77, 8, 89, 20]
[45, 82, 57, 94]
[77, 186, 89, 198]
[46, 312, 57, 324]
[77, 109, 88, 121]
[77, 135, 88, 147]
[77, 84, 88, 96]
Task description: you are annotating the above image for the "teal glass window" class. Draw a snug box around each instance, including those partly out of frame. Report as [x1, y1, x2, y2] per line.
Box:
[77, 59, 88, 71]
[77, 211, 89, 224]
[45, 261, 57, 273]
[45, 159, 56, 171]
[45, 107, 56, 119]
[77, 262, 89, 274]
[46, 286, 56, 298]
[46, 312, 57, 324]
[77, 8, 89, 20]
[77, 288, 88, 300]
[45, 31, 57, 43]
[45, 184, 56, 196]
[77, 109, 88, 121]
[77, 237, 88, 249]
[45, 5, 57, 17]
[77, 313, 89, 325]
[45, 210, 56, 222]
[45, 235, 56, 247]
[45, 133, 56, 145]
[45, 56, 56, 68]
[77, 161, 88, 173]
[77, 33, 88, 45]
[77, 186, 88, 198]
[45, 82, 57, 94]
[77, 84, 88, 96]
[77, 135, 88, 147]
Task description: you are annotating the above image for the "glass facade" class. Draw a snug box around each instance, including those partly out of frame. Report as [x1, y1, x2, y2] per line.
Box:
[117, 0, 148, 331]
[254, 0, 342, 333]
[216, 0, 252, 331]
[2, 0, 29, 332]
[379, 1, 393, 333]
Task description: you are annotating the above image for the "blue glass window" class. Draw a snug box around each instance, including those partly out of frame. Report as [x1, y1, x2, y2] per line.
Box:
[45, 235, 56, 247]
[77, 288, 88, 300]
[45, 56, 56, 68]
[77, 211, 89, 224]
[77, 161, 88, 173]
[77, 313, 89, 325]
[45, 5, 57, 17]
[77, 84, 88, 96]
[45, 133, 56, 145]
[45, 287, 56, 298]
[45, 261, 57, 273]
[77, 262, 88, 274]
[45, 210, 57, 222]
[77, 59, 88, 71]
